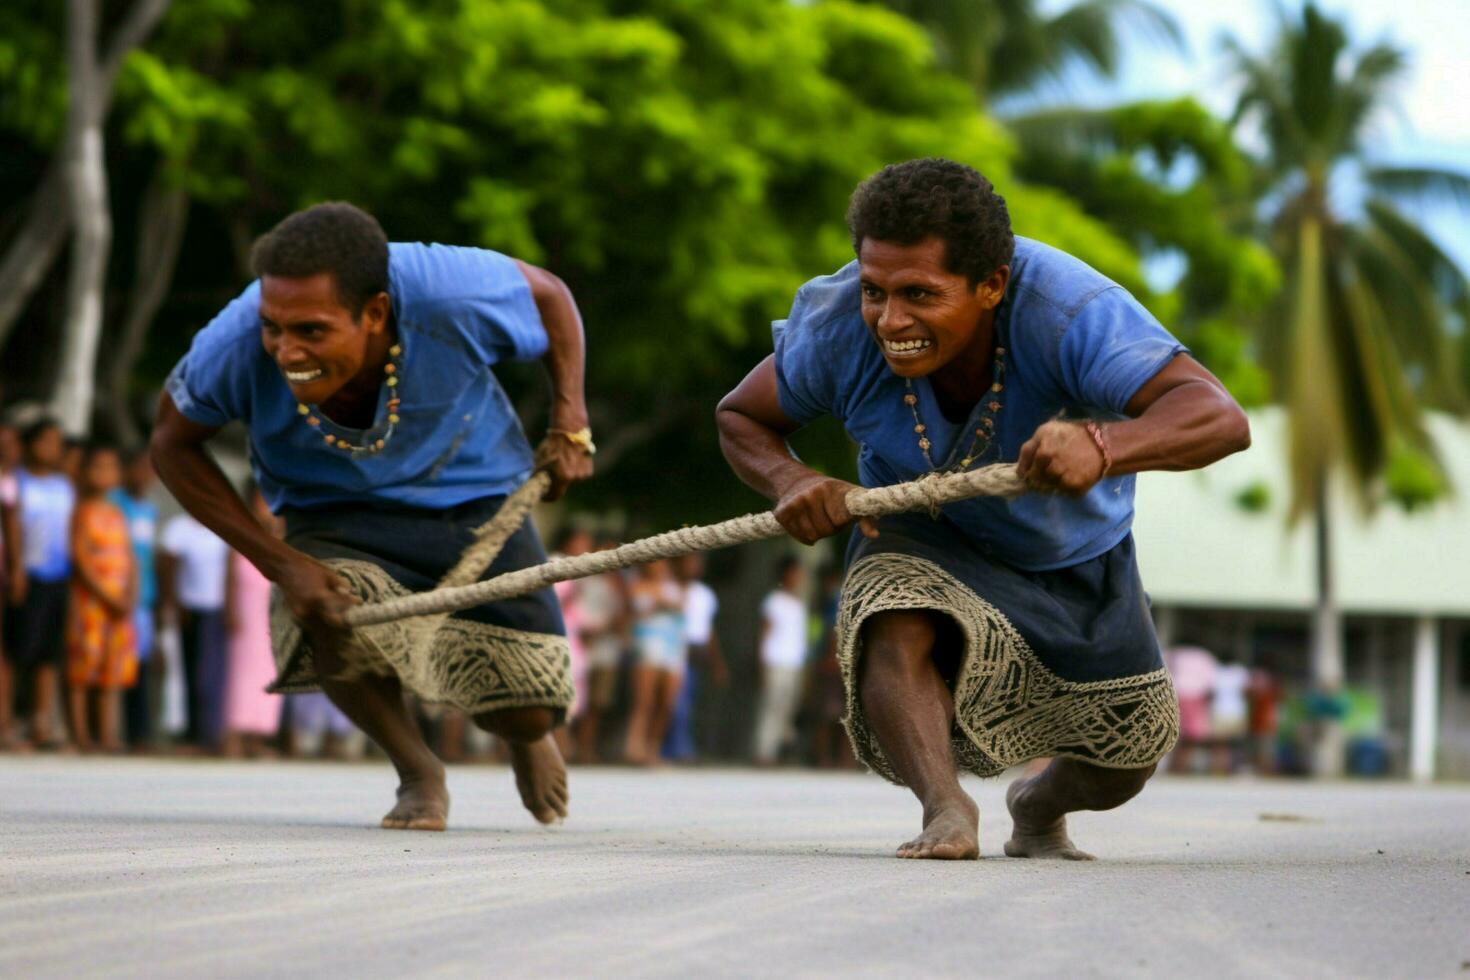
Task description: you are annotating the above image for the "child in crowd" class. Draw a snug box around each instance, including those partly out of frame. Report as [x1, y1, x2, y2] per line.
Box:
[0, 425, 21, 748]
[111, 449, 160, 748]
[10, 419, 75, 747]
[754, 557, 807, 766]
[223, 483, 284, 758]
[66, 444, 137, 753]
[623, 558, 686, 766]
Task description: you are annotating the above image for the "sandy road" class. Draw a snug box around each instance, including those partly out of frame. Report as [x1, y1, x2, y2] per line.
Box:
[1, 758, 1467, 978]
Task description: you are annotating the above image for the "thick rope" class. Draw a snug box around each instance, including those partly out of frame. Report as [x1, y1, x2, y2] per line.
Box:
[345, 464, 1025, 628]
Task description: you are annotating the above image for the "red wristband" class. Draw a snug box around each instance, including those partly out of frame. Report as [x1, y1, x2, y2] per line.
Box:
[1084, 420, 1112, 476]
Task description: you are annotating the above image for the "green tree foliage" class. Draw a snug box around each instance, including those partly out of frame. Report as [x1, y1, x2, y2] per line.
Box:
[1, 0, 1148, 521]
[1007, 98, 1279, 406]
[876, 0, 1182, 99]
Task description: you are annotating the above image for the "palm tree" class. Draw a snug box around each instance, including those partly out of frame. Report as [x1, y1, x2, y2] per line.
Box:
[881, 0, 1183, 100]
[1226, 3, 1470, 770]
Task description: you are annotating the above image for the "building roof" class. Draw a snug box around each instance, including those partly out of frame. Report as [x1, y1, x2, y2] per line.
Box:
[1132, 408, 1470, 616]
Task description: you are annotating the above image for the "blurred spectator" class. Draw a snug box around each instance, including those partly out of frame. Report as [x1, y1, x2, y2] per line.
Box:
[662, 553, 727, 762]
[160, 510, 229, 751]
[1211, 653, 1251, 774]
[0, 422, 20, 472]
[0, 424, 21, 748]
[222, 485, 283, 759]
[59, 437, 84, 486]
[1166, 642, 1219, 774]
[65, 444, 136, 753]
[573, 536, 627, 763]
[10, 418, 75, 747]
[807, 564, 853, 769]
[754, 557, 806, 765]
[552, 527, 595, 725]
[1247, 662, 1282, 774]
[287, 692, 359, 760]
[623, 558, 685, 765]
[111, 449, 160, 749]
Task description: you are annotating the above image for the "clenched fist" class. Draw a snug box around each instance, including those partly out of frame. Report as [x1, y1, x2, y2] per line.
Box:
[1017, 420, 1108, 496]
[774, 473, 879, 546]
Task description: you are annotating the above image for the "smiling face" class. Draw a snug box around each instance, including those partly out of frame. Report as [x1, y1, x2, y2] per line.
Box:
[857, 236, 1008, 379]
[259, 272, 390, 406]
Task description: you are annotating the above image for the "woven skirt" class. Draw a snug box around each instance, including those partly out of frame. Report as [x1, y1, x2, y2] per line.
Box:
[268, 496, 573, 720]
[839, 512, 1178, 783]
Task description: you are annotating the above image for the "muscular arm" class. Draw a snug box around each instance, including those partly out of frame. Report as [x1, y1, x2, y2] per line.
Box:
[150, 395, 298, 580]
[150, 394, 353, 629]
[1, 502, 22, 603]
[1017, 353, 1251, 493]
[516, 260, 592, 500]
[716, 356, 876, 545]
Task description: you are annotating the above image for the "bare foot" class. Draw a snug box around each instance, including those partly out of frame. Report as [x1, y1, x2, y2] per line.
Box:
[1003, 777, 1095, 860]
[381, 770, 449, 831]
[896, 795, 979, 860]
[510, 735, 569, 825]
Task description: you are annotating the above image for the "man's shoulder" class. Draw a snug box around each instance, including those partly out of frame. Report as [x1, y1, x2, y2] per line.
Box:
[388, 241, 519, 307]
[781, 261, 864, 339]
[1008, 237, 1123, 322]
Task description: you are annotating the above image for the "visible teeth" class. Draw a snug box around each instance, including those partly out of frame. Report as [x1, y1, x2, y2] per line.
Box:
[884, 339, 932, 354]
[285, 369, 323, 383]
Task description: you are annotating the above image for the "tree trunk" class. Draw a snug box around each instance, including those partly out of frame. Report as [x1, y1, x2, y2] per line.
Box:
[0, 166, 72, 350]
[0, 0, 172, 356]
[1310, 479, 1346, 776]
[104, 164, 190, 447]
[53, 0, 112, 436]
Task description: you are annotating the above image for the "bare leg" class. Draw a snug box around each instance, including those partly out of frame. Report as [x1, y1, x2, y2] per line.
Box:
[1004, 758, 1156, 860]
[0, 657, 12, 746]
[33, 665, 58, 744]
[438, 711, 466, 763]
[623, 663, 658, 765]
[473, 707, 567, 824]
[574, 695, 602, 764]
[642, 669, 682, 765]
[68, 686, 93, 753]
[308, 626, 448, 831]
[97, 691, 122, 753]
[858, 610, 978, 860]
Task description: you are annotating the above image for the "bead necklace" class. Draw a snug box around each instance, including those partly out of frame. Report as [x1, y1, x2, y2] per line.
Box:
[297, 343, 403, 456]
[902, 344, 1007, 472]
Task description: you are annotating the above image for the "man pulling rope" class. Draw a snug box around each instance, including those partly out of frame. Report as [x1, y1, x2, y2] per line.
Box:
[151, 203, 594, 831]
[716, 159, 1251, 860]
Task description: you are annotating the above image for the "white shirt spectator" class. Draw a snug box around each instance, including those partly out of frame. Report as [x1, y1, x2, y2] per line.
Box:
[162, 514, 229, 611]
[1212, 662, 1251, 724]
[760, 590, 807, 669]
[683, 580, 718, 646]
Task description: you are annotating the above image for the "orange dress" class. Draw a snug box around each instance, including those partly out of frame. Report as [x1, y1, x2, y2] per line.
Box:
[67, 498, 136, 689]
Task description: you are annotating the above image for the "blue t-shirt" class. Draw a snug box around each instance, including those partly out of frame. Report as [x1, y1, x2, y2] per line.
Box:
[16, 470, 75, 582]
[109, 490, 158, 609]
[773, 237, 1184, 572]
[165, 243, 548, 511]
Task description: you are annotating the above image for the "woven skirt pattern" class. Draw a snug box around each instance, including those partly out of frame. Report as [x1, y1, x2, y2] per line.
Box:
[267, 496, 573, 719]
[838, 552, 1179, 783]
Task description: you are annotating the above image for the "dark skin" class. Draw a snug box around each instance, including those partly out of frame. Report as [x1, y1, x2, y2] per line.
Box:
[152, 259, 590, 829]
[717, 235, 1250, 860]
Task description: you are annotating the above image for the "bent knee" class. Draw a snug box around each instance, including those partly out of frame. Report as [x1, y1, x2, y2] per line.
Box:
[474, 706, 557, 743]
[1084, 762, 1156, 810]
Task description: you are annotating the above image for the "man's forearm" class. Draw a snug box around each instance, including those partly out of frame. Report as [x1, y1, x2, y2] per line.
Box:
[715, 407, 820, 503]
[536, 276, 589, 431]
[150, 438, 297, 581]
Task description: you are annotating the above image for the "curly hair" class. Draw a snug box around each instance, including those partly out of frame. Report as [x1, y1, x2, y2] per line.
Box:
[846, 159, 1014, 283]
[250, 202, 389, 316]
